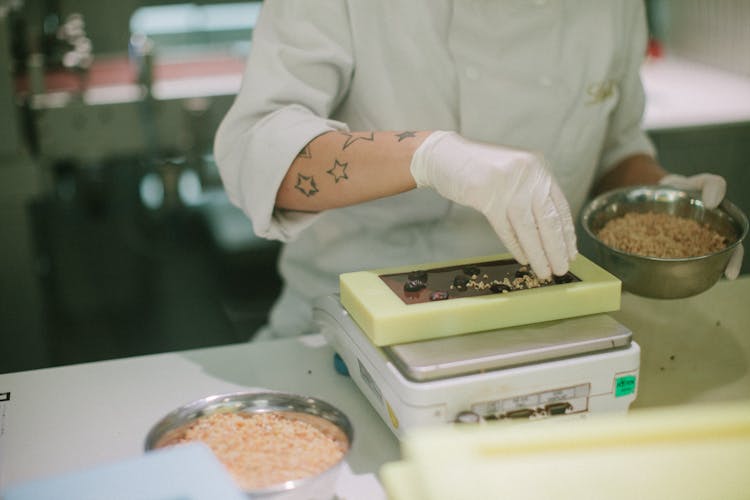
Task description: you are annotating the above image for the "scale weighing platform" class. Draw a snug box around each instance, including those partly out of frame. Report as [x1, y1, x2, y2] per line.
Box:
[313, 254, 640, 438]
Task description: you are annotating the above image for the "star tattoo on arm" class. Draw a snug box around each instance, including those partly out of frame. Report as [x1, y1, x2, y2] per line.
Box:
[294, 173, 319, 197]
[326, 159, 349, 183]
[296, 145, 312, 159]
[341, 131, 375, 150]
[395, 131, 417, 141]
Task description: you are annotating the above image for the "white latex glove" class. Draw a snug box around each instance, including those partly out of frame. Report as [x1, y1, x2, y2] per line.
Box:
[659, 173, 744, 279]
[410, 131, 577, 280]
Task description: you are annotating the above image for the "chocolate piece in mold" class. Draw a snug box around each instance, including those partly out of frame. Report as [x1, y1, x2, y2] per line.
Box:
[404, 279, 426, 292]
[490, 283, 511, 294]
[453, 275, 469, 291]
[407, 270, 428, 283]
[462, 266, 481, 277]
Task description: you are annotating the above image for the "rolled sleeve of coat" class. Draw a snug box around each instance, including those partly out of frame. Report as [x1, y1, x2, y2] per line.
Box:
[213, 0, 353, 241]
[597, 1, 656, 179]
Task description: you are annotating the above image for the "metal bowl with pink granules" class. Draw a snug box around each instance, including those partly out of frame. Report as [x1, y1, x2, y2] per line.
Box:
[145, 391, 353, 499]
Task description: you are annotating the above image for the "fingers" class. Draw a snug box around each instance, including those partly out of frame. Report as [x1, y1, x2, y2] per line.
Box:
[504, 186, 572, 280]
[486, 211, 529, 269]
[507, 201, 552, 280]
[659, 174, 692, 190]
[697, 174, 726, 209]
[487, 174, 577, 280]
[550, 183, 579, 261]
[660, 173, 727, 210]
[530, 187, 570, 278]
[725, 244, 744, 280]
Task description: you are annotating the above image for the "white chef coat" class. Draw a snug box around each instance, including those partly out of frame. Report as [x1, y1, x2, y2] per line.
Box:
[214, 0, 656, 339]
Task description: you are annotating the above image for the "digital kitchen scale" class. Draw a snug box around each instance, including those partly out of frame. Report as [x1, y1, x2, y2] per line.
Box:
[314, 295, 640, 439]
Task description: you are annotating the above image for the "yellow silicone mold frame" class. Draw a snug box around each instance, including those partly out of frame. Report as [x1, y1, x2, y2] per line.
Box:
[339, 253, 621, 346]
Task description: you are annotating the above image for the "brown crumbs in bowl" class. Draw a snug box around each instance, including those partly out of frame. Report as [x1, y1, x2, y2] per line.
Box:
[158, 412, 346, 491]
[597, 212, 727, 258]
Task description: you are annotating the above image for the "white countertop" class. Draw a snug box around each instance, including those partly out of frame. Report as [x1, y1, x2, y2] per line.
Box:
[1, 276, 749, 494]
[0, 335, 400, 494]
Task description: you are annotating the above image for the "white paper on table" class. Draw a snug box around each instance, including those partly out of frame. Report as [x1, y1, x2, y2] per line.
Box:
[0, 390, 11, 486]
[335, 462, 387, 500]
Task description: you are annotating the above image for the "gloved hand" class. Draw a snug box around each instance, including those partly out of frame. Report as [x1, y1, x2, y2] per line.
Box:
[410, 131, 577, 280]
[659, 173, 744, 279]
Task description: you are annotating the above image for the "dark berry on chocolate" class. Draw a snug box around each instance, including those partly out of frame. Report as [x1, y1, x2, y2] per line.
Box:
[453, 274, 469, 290]
[404, 279, 426, 292]
[462, 266, 481, 277]
[515, 268, 531, 279]
[408, 270, 428, 282]
[490, 283, 511, 294]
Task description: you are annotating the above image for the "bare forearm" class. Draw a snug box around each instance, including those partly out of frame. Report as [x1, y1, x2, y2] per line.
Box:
[275, 130, 431, 212]
[593, 153, 668, 196]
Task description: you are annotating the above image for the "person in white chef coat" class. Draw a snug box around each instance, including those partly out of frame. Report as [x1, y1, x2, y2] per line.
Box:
[214, 0, 742, 341]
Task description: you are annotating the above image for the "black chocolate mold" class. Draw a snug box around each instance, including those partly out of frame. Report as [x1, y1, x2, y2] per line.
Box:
[554, 274, 575, 284]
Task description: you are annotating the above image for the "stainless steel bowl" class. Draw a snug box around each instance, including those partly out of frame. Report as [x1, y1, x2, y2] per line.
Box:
[581, 185, 748, 299]
[145, 391, 353, 500]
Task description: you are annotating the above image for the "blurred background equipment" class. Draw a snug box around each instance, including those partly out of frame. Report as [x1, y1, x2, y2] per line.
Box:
[1, 0, 278, 374]
[1, 0, 749, 374]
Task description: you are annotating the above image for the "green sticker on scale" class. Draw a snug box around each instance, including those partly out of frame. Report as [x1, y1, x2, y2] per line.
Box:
[615, 375, 637, 397]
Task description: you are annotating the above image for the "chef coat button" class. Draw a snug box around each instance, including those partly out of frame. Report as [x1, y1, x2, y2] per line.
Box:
[539, 75, 553, 87]
[465, 66, 480, 80]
